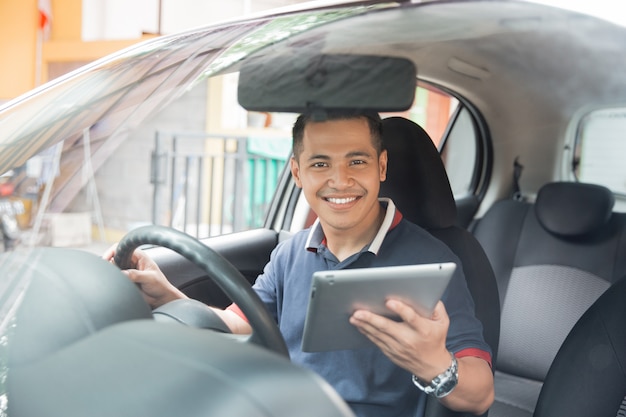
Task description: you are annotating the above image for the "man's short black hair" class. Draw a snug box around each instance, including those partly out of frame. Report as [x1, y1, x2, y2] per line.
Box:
[291, 110, 383, 160]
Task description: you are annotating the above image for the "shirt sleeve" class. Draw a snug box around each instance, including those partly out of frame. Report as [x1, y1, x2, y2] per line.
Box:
[455, 348, 492, 368]
[443, 255, 493, 365]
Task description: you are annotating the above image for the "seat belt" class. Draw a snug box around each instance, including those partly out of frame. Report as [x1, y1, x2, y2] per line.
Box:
[616, 395, 626, 417]
[512, 156, 524, 201]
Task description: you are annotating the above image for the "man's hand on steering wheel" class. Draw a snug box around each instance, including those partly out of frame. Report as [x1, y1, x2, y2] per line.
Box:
[103, 244, 187, 309]
[102, 226, 288, 357]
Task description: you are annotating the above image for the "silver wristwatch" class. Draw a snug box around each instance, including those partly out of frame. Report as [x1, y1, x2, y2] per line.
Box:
[411, 352, 459, 398]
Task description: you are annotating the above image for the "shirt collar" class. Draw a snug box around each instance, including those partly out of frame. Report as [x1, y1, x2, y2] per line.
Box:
[305, 198, 403, 255]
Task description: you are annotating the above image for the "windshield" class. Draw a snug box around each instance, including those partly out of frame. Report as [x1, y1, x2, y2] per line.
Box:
[0, 6, 380, 414]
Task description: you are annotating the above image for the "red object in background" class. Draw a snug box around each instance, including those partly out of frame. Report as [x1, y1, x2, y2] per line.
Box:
[38, 0, 52, 39]
[0, 182, 15, 198]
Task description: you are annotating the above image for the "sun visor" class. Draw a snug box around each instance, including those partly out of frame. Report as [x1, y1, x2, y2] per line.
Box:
[238, 53, 416, 115]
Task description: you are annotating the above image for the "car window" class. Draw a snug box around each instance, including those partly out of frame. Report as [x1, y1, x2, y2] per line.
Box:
[574, 108, 626, 201]
[440, 107, 479, 197]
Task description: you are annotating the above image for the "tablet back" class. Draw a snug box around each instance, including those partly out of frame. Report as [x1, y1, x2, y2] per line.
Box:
[301, 262, 456, 352]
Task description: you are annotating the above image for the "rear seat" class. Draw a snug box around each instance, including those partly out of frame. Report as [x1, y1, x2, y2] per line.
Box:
[471, 181, 626, 417]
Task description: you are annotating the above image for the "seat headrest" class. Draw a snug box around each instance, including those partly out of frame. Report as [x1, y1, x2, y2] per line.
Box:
[379, 116, 457, 229]
[535, 182, 615, 237]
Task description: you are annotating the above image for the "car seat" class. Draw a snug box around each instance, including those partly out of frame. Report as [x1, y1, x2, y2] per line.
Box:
[379, 116, 500, 417]
[533, 275, 626, 417]
[472, 181, 626, 417]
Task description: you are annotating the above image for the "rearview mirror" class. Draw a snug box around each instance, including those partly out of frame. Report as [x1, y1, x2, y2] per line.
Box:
[238, 53, 416, 114]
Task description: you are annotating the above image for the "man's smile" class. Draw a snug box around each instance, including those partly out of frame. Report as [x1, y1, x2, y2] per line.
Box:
[324, 196, 359, 205]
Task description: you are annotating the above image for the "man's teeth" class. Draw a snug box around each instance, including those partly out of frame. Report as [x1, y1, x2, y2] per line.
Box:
[327, 197, 356, 204]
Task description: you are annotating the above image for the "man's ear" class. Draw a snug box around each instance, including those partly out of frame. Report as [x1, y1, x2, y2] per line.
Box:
[379, 149, 388, 182]
[290, 157, 303, 188]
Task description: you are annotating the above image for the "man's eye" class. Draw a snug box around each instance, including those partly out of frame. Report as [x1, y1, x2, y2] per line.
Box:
[351, 160, 366, 165]
[312, 162, 328, 168]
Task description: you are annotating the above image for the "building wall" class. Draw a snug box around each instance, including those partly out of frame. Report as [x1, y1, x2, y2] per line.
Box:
[0, 0, 148, 101]
[0, 0, 41, 100]
[0, 0, 307, 102]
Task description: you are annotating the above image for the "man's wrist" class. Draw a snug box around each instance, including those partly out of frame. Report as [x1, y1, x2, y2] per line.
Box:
[411, 351, 459, 398]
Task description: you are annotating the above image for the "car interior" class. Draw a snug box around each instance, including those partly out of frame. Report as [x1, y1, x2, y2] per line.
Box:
[472, 180, 626, 416]
[533, 275, 626, 417]
[4, 246, 355, 417]
[377, 116, 502, 417]
[2, 1, 626, 417]
[378, 116, 501, 362]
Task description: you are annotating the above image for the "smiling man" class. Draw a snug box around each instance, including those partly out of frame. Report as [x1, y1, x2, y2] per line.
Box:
[290, 114, 388, 262]
[272, 111, 494, 416]
[106, 110, 494, 417]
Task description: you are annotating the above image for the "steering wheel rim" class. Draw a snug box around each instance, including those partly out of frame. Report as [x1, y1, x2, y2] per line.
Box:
[114, 224, 289, 358]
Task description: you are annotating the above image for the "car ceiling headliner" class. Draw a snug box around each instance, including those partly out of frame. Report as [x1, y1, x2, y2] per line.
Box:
[315, 1, 626, 114]
[299, 0, 626, 195]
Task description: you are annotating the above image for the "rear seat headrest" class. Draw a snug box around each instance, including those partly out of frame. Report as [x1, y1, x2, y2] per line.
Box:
[535, 182, 615, 237]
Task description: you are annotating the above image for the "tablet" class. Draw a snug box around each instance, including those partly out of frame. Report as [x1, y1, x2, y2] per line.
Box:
[301, 262, 456, 352]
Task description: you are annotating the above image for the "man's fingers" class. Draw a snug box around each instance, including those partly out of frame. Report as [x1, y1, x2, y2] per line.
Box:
[350, 310, 395, 350]
[386, 299, 448, 324]
[350, 308, 410, 341]
[351, 300, 449, 347]
[101, 243, 119, 262]
[123, 268, 142, 284]
[385, 299, 421, 323]
[430, 301, 449, 327]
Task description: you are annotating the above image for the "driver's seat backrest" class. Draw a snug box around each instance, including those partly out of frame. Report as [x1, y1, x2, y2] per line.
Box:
[533, 275, 626, 417]
[472, 181, 626, 417]
[379, 116, 500, 417]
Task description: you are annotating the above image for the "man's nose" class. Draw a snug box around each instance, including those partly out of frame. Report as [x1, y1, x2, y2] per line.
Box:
[329, 165, 352, 188]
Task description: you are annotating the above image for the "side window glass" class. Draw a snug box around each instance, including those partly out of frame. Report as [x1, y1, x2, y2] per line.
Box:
[574, 108, 626, 197]
[441, 108, 478, 197]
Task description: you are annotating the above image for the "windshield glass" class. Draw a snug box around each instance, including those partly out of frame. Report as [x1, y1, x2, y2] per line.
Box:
[0, 6, 380, 414]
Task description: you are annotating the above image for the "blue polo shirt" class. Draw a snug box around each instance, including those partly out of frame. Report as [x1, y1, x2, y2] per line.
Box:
[235, 199, 491, 417]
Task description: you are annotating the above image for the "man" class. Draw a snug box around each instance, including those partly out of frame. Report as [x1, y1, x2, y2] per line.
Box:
[106, 111, 494, 416]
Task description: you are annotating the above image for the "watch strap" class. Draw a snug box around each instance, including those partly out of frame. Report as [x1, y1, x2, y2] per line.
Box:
[411, 351, 458, 398]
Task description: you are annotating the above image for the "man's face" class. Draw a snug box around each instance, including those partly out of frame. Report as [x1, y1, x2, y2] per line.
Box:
[291, 117, 387, 235]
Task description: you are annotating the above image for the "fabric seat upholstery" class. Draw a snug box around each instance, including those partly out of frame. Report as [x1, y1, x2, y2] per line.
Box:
[472, 181, 626, 417]
[379, 116, 500, 417]
[533, 275, 626, 417]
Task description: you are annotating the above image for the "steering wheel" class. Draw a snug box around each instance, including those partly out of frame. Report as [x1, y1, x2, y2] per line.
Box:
[114, 224, 289, 358]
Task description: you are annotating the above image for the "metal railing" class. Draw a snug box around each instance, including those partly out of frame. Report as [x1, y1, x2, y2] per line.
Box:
[150, 131, 289, 238]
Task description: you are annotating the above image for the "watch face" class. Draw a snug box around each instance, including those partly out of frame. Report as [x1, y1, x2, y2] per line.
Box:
[434, 377, 458, 398]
